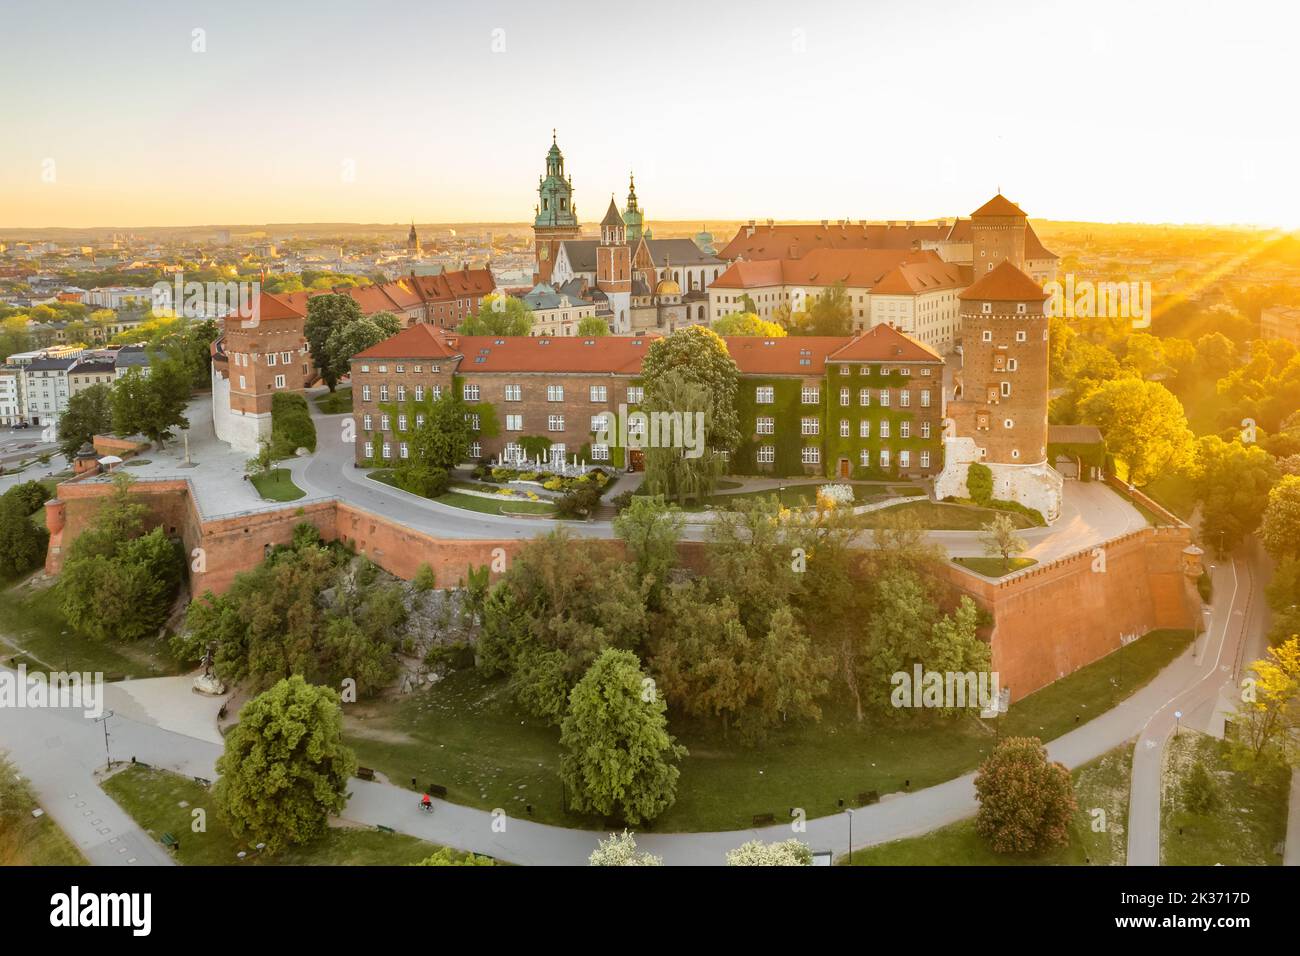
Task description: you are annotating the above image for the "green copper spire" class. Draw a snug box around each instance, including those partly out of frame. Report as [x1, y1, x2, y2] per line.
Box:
[621, 172, 644, 243]
[535, 130, 577, 229]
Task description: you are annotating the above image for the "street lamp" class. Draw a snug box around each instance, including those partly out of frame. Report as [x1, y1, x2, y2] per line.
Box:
[94, 710, 114, 771]
[1174, 710, 1182, 737]
[844, 807, 855, 864]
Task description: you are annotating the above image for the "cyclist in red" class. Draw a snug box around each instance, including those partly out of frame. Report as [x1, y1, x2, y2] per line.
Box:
[420, 793, 432, 811]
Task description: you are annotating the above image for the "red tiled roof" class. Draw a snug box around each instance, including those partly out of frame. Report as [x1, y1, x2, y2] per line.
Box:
[716, 221, 959, 261]
[1024, 225, 1057, 260]
[971, 194, 1027, 218]
[869, 255, 966, 295]
[960, 260, 1049, 302]
[710, 258, 786, 289]
[826, 323, 943, 363]
[724, 336, 849, 376]
[351, 323, 462, 361]
[712, 248, 956, 292]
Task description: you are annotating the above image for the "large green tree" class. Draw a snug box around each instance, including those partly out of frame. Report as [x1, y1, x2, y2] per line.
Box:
[1079, 377, 1195, 486]
[457, 293, 531, 336]
[974, 736, 1077, 854]
[641, 325, 741, 453]
[711, 312, 787, 337]
[640, 370, 727, 505]
[213, 676, 357, 853]
[326, 311, 401, 385]
[0, 498, 48, 579]
[1261, 475, 1300, 561]
[612, 494, 683, 606]
[401, 389, 472, 472]
[1192, 435, 1278, 552]
[304, 293, 363, 390]
[110, 358, 192, 447]
[559, 648, 686, 825]
[58, 383, 113, 461]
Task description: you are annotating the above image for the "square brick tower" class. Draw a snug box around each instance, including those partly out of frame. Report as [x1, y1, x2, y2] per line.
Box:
[935, 258, 1062, 522]
[597, 196, 632, 332]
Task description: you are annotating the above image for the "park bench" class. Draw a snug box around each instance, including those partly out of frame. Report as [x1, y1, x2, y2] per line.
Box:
[376, 825, 395, 834]
[356, 766, 376, 781]
[752, 812, 776, 827]
[161, 832, 179, 851]
[426, 783, 448, 798]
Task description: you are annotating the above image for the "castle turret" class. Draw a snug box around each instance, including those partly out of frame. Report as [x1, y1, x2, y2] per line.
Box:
[970, 193, 1028, 275]
[622, 173, 644, 244]
[597, 196, 631, 332]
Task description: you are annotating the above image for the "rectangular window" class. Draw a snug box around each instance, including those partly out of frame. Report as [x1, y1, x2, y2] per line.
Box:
[274, 374, 286, 389]
[880, 420, 890, 439]
[801, 417, 819, 436]
[840, 387, 850, 406]
[591, 414, 608, 433]
[416, 414, 425, 428]
[589, 385, 607, 402]
[627, 386, 644, 404]
[860, 419, 871, 438]
[505, 384, 522, 402]
[802, 446, 820, 465]
[880, 449, 890, 469]
[921, 420, 931, 439]
[920, 451, 930, 468]
[757, 416, 775, 435]
[548, 415, 565, 432]
[547, 384, 564, 402]
[756, 386, 774, 405]
[839, 419, 850, 438]
[859, 388, 870, 407]
[431, 385, 442, 400]
[363, 441, 374, 459]
[382, 442, 392, 460]
[464, 383, 480, 401]
[1001, 382, 1012, 398]
[415, 386, 424, 402]
[592, 444, 610, 461]
[879, 389, 891, 407]
[506, 414, 523, 431]
[282, 352, 292, 364]
[900, 390, 910, 408]
[397, 385, 406, 402]
[380, 414, 390, 430]
[900, 420, 910, 439]
[363, 414, 373, 430]
[398, 414, 408, 432]
[380, 385, 389, 402]
[362, 385, 371, 402]
[920, 389, 931, 408]
[470, 441, 482, 457]
[757, 445, 775, 464]
[399, 442, 409, 460]
[899, 450, 911, 469]
[266, 353, 277, 366]
[801, 386, 819, 405]
[395, 364, 404, 373]
[860, 449, 871, 466]
[466, 413, 481, 430]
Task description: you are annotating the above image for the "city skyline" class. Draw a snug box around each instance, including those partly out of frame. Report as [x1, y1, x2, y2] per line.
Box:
[1, 0, 1298, 230]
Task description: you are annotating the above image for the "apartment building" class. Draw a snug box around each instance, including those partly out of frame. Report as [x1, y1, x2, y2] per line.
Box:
[349, 321, 945, 480]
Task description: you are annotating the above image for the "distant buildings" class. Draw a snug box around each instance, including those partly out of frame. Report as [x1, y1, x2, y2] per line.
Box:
[1261, 305, 1300, 346]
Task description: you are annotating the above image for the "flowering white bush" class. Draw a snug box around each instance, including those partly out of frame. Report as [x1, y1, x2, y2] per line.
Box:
[817, 483, 855, 507]
[588, 831, 662, 866]
[725, 838, 813, 866]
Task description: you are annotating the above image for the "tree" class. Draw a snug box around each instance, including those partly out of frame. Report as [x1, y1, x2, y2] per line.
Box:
[111, 358, 191, 447]
[412, 562, 436, 592]
[412, 848, 495, 866]
[966, 461, 994, 506]
[588, 831, 662, 866]
[402, 391, 472, 471]
[1181, 760, 1221, 815]
[1191, 435, 1278, 552]
[1123, 332, 1166, 379]
[58, 383, 113, 461]
[577, 316, 609, 337]
[304, 294, 363, 390]
[1231, 636, 1300, 770]
[458, 293, 531, 336]
[640, 369, 726, 505]
[1194, 331, 1237, 378]
[612, 494, 683, 604]
[711, 312, 786, 338]
[245, 441, 274, 481]
[725, 839, 813, 866]
[559, 648, 686, 825]
[1079, 377, 1195, 486]
[325, 312, 401, 384]
[641, 325, 741, 453]
[0, 498, 48, 579]
[1261, 475, 1300, 560]
[974, 736, 1077, 854]
[981, 514, 1028, 572]
[797, 282, 852, 336]
[213, 676, 357, 853]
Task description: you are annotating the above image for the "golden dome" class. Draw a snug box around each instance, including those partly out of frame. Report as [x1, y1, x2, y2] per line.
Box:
[654, 277, 680, 296]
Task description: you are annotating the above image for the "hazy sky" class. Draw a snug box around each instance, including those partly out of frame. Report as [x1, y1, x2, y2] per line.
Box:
[2, 0, 1297, 229]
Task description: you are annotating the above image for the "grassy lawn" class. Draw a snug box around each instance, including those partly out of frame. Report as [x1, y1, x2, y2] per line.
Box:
[250, 468, 305, 501]
[1160, 730, 1289, 865]
[844, 742, 1134, 865]
[858, 500, 1037, 531]
[676, 481, 911, 513]
[0, 760, 87, 865]
[102, 765, 451, 866]
[369, 471, 557, 516]
[0, 583, 178, 677]
[314, 387, 353, 414]
[345, 629, 1194, 832]
[952, 556, 1038, 578]
[1140, 472, 1197, 521]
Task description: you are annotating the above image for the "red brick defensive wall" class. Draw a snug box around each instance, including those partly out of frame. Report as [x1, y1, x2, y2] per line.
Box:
[44, 478, 1197, 700]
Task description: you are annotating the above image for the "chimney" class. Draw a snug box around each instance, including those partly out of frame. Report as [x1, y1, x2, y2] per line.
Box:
[887, 220, 896, 227]
[937, 220, 948, 229]
[905, 220, 915, 227]
[745, 220, 756, 237]
[820, 220, 829, 229]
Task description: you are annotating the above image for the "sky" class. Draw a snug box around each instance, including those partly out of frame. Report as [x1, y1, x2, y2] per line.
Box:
[1, 0, 1297, 230]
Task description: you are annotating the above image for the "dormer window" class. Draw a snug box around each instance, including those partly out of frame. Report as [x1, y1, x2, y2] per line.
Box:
[981, 303, 992, 314]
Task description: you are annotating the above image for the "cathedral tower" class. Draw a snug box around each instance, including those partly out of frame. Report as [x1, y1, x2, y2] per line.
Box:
[970, 193, 1028, 275]
[597, 196, 632, 332]
[533, 130, 581, 281]
[622, 173, 644, 244]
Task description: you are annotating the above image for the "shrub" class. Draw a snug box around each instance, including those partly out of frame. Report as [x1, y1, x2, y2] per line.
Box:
[412, 562, 436, 592]
[3, 480, 52, 515]
[396, 464, 448, 499]
[967, 462, 994, 506]
[555, 482, 603, 519]
[270, 393, 316, 458]
[1182, 760, 1221, 814]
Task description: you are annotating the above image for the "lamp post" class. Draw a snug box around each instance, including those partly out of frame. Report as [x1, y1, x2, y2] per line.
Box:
[94, 710, 114, 771]
[1174, 710, 1182, 737]
[845, 807, 855, 864]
